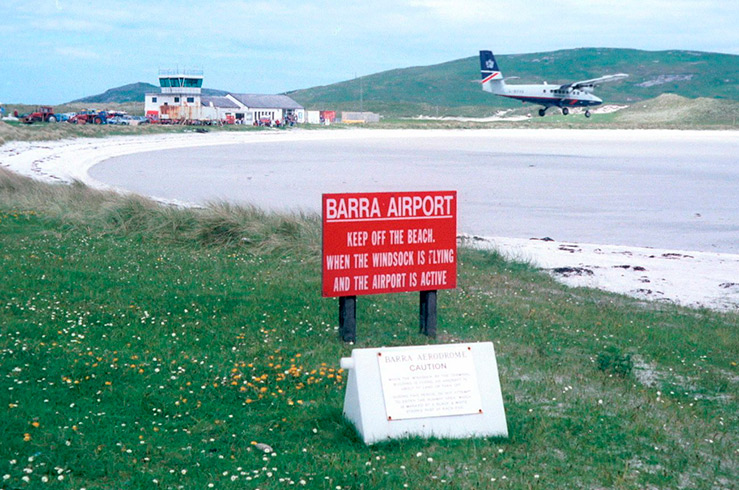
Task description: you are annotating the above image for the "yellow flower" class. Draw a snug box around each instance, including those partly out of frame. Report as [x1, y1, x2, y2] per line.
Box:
[31, 421, 40, 428]
[23, 433, 31, 442]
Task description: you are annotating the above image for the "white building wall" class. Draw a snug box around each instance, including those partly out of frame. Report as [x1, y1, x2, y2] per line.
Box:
[145, 93, 204, 120]
[146, 92, 303, 124]
[306, 111, 321, 124]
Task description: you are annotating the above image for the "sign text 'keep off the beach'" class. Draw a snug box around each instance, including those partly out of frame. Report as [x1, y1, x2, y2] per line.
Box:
[322, 191, 457, 297]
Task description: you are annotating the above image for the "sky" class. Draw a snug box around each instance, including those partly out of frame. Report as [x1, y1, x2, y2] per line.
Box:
[1, 0, 738, 104]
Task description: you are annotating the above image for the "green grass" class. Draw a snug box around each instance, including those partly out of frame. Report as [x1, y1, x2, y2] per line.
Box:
[1, 168, 737, 489]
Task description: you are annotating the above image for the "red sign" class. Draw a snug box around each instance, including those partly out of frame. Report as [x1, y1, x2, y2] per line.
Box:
[322, 191, 457, 297]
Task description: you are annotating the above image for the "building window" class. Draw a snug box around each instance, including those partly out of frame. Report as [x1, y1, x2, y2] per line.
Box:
[174, 97, 180, 103]
[151, 96, 157, 103]
[187, 97, 194, 103]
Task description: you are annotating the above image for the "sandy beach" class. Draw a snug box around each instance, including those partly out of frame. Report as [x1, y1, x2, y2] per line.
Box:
[1, 129, 737, 311]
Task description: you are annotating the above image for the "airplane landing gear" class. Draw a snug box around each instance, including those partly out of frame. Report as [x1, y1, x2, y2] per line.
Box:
[562, 107, 569, 116]
[585, 110, 592, 118]
[538, 108, 547, 117]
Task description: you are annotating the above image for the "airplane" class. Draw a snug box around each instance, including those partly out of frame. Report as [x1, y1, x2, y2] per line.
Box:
[479, 50, 628, 118]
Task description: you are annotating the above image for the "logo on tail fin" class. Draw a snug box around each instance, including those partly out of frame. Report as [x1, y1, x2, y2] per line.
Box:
[479, 50, 502, 82]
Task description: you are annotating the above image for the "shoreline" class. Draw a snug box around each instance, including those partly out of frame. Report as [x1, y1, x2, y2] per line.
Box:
[1, 129, 737, 312]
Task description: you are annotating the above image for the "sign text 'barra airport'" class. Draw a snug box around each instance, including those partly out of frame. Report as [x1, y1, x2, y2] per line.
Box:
[322, 191, 457, 297]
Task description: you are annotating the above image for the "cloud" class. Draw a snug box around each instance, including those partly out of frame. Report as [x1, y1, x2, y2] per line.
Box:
[407, 0, 504, 22]
[31, 17, 113, 33]
[54, 46, 102, 60]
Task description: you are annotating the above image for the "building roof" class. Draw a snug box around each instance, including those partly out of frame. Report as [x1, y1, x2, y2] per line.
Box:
[201, 96, 240, 109]
[229, 94, 303, 110]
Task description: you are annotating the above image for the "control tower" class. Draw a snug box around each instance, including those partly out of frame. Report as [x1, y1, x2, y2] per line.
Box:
[157, 69, 203, 95]
[144, 69, 204, 121]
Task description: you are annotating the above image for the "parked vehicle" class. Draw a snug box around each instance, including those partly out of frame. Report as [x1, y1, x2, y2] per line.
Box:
[106, 116, 128, 125]
[21, 106, 56, 123]
[55, 112, 75, 122]
[68, 110, 107, 125]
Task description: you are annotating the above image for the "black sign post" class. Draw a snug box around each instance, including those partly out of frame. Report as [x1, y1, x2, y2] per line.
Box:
[419, 290, 437, 338]
[339, 296, 357, 342]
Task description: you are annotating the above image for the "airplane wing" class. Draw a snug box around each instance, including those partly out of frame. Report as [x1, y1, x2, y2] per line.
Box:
[560, 73, 629, 90]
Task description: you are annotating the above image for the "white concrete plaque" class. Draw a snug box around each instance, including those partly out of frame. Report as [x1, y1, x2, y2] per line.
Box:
[377, 344, 482, 420]
[340, 342, 507, 445]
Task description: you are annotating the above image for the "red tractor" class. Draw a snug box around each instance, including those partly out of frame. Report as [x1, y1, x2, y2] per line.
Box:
[21, 106, 57, 123]
[68, 110, 107, 125]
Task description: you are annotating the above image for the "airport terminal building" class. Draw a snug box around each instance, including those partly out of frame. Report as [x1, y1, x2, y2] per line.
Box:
[144, 70, 304, 124]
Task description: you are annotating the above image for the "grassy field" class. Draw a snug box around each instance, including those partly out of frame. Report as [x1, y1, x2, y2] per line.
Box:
[1, 167, 737, 489]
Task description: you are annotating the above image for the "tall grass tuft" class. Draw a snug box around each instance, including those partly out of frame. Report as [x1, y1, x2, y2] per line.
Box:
[0, 167, 320, 256]
[596, 346, 634, 378]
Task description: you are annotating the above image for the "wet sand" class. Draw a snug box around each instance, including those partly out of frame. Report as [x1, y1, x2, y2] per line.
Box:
[89, 129, 739, 254]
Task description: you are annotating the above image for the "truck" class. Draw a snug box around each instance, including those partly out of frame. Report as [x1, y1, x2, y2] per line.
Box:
[21, 106, 57, 123]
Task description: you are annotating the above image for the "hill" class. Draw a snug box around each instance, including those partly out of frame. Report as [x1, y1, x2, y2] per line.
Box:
[65, 49, 738, 119]
[286, 48, 739, 117]
[71, 82, 228, 104]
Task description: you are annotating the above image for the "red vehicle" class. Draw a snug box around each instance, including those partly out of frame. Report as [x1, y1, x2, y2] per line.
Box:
[320, 110, 336, 123]
[22, 106, 56, 123]
[68, 110, 107, 125]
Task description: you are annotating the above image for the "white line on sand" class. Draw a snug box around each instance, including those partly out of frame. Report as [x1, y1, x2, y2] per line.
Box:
[2, 129, 737, 311]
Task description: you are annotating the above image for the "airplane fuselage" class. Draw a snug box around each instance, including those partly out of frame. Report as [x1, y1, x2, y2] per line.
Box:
[485, 80, 602, 109]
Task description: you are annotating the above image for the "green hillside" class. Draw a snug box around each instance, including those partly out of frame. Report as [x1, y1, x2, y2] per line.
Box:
[72, 83, 228, 104]
[287, 48, 739, 117]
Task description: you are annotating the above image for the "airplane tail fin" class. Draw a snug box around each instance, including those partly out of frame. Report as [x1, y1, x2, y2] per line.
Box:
[479, 50, 503, 93]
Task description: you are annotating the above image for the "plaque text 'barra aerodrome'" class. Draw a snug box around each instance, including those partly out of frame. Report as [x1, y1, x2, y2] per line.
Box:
[377, 344, 482, 421]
